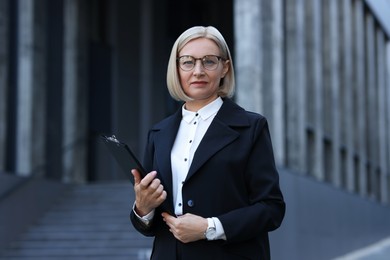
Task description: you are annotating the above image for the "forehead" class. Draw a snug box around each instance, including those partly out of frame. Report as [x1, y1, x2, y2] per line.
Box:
[179, 38, 220, 57]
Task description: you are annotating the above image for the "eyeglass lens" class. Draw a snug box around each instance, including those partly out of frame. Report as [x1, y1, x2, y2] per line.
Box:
[178, 55, 221, 71]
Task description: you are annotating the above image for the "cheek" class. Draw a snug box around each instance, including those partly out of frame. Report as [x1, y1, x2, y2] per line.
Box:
[178, 71, 190, 88]
[211, 73, 223, 87]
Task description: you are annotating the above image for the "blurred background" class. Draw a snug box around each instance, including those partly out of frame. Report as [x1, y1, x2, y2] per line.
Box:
[1, 0, 390, 259]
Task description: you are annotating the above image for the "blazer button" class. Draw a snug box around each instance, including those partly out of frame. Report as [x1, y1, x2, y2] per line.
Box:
[187, 200, 194, 207]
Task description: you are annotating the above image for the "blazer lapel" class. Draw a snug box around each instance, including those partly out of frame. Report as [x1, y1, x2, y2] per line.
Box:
[152, 109, 181, 205]
[151, 99, 250, 201]
[186, 99, 250, 181]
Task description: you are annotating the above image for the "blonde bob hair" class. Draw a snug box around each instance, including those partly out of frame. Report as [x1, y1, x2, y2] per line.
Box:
[166, 26, 235, 102]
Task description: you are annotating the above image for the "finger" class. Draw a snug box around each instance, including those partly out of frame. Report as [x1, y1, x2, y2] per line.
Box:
[139, 171, 157, 189]
[161, 212, 168, 220]
[162, 212, 177, 226]
[151, 183, 164, 198]
[158, 190, 167, 202]
[149, 178, 162, 190]
[131, 169, 141, 184]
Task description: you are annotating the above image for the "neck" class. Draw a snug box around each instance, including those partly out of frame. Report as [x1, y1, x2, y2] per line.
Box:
[185, 96, 219, 112]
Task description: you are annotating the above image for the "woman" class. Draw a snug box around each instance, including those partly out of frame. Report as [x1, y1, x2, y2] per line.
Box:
[130, 26, 285, 260]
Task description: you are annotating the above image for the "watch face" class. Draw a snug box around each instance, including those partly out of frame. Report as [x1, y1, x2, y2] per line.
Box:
[206, 227, 216, 240]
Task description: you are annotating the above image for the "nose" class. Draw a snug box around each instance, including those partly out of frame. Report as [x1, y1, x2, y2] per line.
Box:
[193, 60, 205, 75]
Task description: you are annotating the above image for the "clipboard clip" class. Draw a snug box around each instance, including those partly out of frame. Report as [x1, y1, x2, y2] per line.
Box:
[102, 134, 121, 146]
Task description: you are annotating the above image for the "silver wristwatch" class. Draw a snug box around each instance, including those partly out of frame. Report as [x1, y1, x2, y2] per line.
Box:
[204, 218, 216, 240]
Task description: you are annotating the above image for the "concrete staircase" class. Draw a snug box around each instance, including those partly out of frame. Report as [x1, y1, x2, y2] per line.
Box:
[0, 182, 153, 260]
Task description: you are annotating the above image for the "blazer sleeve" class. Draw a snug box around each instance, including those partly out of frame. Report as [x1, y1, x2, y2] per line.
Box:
[218, 118, 285, 244]
[130, 129, 158, 237]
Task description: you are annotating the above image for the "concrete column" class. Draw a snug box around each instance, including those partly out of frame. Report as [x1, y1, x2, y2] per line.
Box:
[259, 0, 285, 166]
[385, 41, 390, 202]
[234, 0, 285, 166]
[329, 0, 341, 187]
[340, 0, 355, 192]
[377, 29, 388, 204]
[16, 0, 34, 175]
[16, 0, 46, 176]
[139, 0, 153, 149]
[305, 0, 324, 180]
[353, 0, 367, 196]
[0, 0, 9, 171]
[285, 0, 307, 173]
[234, 0, 263, 113]
[365, 13, 378, 199]
[387, 42, 390, 203]
[63, 0, 88, 183]
[322, 0, 341, 185]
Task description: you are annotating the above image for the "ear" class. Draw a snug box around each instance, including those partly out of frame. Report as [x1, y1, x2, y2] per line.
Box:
[221, 60, 230, 78]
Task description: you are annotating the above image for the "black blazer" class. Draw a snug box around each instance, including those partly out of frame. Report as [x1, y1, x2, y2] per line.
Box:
[131, 98, 285, 260]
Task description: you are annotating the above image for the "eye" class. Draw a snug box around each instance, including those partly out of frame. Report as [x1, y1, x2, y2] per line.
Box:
[179, 56, 194, 65]
[203, 58, 217, 65]
[182, 60, 194, 65]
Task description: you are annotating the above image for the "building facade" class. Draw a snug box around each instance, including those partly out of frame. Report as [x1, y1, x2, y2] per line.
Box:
[1, 0, 390, 259]
[235, 0, 390, 205]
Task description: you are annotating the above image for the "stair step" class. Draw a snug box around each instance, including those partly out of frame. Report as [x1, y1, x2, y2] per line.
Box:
[0, 182, 153, 259]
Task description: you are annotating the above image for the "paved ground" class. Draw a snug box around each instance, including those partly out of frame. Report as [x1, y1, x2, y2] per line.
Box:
[333, 237, 390, 260]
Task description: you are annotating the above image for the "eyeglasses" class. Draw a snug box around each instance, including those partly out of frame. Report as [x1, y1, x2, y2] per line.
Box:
[177, 55, 225, 71]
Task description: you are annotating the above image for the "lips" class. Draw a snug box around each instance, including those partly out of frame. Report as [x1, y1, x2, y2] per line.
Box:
[191, 81, 208, 86]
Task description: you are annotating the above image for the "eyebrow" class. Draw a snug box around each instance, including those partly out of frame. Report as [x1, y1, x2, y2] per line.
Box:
[178, 54, 221, 58]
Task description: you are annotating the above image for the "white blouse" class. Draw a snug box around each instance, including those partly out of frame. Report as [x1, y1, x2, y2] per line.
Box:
[171, 97, 223, 215]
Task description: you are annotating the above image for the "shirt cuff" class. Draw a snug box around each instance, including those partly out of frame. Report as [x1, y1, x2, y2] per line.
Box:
[132, 202, 155, 226]
[211, 217, 227, 240]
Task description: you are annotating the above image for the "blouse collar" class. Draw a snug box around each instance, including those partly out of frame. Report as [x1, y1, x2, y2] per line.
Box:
[182, 97, 223, 123]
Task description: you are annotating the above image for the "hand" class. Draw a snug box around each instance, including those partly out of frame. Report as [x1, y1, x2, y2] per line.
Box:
[132, 169, 167, 216]
[161, 212, 208, 243]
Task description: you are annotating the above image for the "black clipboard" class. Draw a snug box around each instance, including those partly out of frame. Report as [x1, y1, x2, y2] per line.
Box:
[101, 134, 147, 184]
[101, 134, 173, 215]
